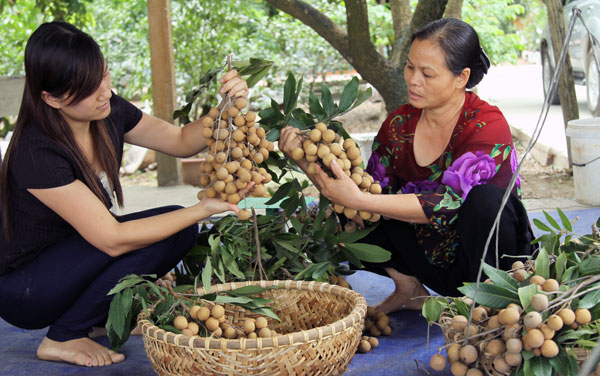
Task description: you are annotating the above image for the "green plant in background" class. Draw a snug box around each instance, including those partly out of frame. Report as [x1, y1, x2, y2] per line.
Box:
[422, 209, 600, 375]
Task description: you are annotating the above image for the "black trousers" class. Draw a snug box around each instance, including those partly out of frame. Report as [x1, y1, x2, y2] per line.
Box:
[360, 184, 535, 297]
[0, 205, 197, 341]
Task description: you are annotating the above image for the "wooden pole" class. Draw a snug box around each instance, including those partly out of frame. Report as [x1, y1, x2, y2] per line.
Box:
[546, 0, 578, 167]
[147, 0, 181, 186]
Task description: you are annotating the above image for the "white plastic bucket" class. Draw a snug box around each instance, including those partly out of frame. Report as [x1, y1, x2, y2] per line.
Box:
[566, 118, 600, 206]
[350, 132, 377, 162]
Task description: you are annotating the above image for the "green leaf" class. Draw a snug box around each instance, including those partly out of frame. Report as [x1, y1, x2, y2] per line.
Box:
[283, 72, 297, 114]
[349, 88, 372, 112]
[528, 356, 553, 376]
[535, 247, 550, 279]
[249, 307, 280, 322]
[543, 210, 562, 231]
[338, 77, 359, 113]
[533, 218, 554, 233]
[202, 258, 212, 293]
[557, 208, 573, 232]
[556, 328, 596, 342]
[579, 256, 600, 276]
[518, 284, 539, 312]
[343, 243, 391, 263]
[561, 265, 579, 284]
[457, 283, 520, 309]
[265, 181, 292, 205]
[229, 285, 273, 296]
[108, 292, 126, 340]
[338, 223, 379, 244]
[311, 262, 331, 280]
[107, 274, 154, 295]
[555, 252, 568, 282]
[482, 263, 519, 291]
[452, 299, 472, 318]
[320, 82, 335, 117]
[274, 239, 301, 255]
[549, 348, 574, 376]
[422, 297, 447, 322]
[309, 92, 325, 118]
[214, 295, 253, 304]
[577, 281, 600, 309]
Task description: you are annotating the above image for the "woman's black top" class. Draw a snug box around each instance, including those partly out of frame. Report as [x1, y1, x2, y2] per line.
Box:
[0, 94, 142, 275]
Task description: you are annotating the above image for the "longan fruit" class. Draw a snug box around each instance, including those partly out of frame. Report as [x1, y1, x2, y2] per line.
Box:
[187, 322, 200, 335]
[238, 209, 251, 221]
[333, 204, 345, 214]
[253, 184, 267, 197]
[197, 306, 211, 321]
[232, 129, 245, 142]
[498, 308, 520, 325]
[447, 343, 461, 363]
[215, 152, 227, 164]
[307, 162, 318, 175]
[523, 329, 545, 348]
[546, 314, 563, 331]
[541, 339, 559, 357]
[189, 305, 202, 320]
[459, 345, 478, 364]
[224, 326, 237, 339]
[542, 278, 559, 292]
[530, 294, 549, 312]
[292, 147, 304, 161]
[235, 97, 247, 109]
[358, 340, 371, 353]
[304, 142, 318, 156]
[512, 269, 527, 282]
[524, 311, 542, 329]
[309, 129, 322, 142]
[350, 155, 363, 167]
[343, 207, 358, 219]
[346, 146, 361, 160]
[576, 308, 592, 324]
[558, 308, 575, 325]
[505, 351, 522, 366]
[367, 337, 379, 348]
[211, 305, 225, 319]
[330, 142, 342, 156]
[259, 147, 269, 160]
[322, 129, 336, 143]
[256, 127, 266, 138]
[368, 326, 381, 336]
[487, 315, 500, 330]
[370, 183, 382, 194]
[248, 332, 258, 339]
[343, 138, 356, 150]
[540, 324, 555, 340]
[256, 316, 268, 329]
[181, 328, 194, 337]
[228, 106, 239, 118]
[245, 111, 256, 122]
[430, 354, 447, 371]
[506, 338, 523, 353]
[317, 144, 330, 159]
[315, 122, 327, 132]
[253, 152, 264, 164]
[227, 193, 241, 204]
[466, 369, 482, 376]
[485, 339, 505, 356]
[231, 147, 243, 159]
[243, 319, 256, 333]
[350, 173, 363, 185]
[463, 324, 479, 337]
[493, 357, 510, 373]
[511, 260, 525, 270]
[202, 127, 213, 138]
[258, 327, 271, 338]
[450, 361, 468, 376]
[306, 154, 318, 163]
[206, 187, 217, 198]
[472, 306, 488, 322]
[451, 315, 468, 331]
[212, 327, 223, 337]
[530, 275, 546, 286]
[174, 316, 188, 331]
[205, 317, 219, 332]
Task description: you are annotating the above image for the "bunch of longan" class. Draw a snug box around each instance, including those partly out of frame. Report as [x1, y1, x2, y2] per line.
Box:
[364, 306, 392, 337]
[429, 260, 595, 375]
[289, 122, 382, 223]
[196, 98, 275, 220]
[173, 303, 277, 339]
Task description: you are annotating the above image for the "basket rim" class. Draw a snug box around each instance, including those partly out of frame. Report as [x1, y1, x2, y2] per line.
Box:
[138, 279, 367, 350]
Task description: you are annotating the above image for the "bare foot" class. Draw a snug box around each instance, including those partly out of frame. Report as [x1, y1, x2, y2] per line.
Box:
[88, 325, 142, 338]
[373, 268, 430, 314]
[37, 336, 125, 367]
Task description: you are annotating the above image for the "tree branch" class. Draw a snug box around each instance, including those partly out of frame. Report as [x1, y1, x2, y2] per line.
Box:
[265, 0, 352, 63]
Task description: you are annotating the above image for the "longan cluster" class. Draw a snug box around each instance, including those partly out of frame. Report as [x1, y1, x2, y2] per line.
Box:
[328, 275, 350, 289]
[358, 335, 380, 353]
[430, 260, 595, 375]
[173, 303, 278, 339]
[364, 306, 392, 337]
[290, 122, 382, 223]
[196, 98, 275, 220]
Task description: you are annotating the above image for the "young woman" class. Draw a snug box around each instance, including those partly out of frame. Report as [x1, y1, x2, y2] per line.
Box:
[0, 21, 249, 367]
[279, 18, 535, 314]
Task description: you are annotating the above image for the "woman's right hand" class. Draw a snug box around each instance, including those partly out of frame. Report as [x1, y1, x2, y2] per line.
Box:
[278, 126, 303, 158]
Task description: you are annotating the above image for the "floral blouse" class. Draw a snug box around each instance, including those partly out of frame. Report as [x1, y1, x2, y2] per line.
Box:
[365, 92, 521, 268]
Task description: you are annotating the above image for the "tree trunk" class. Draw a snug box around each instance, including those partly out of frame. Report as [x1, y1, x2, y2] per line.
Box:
[147, 0, 182, 186]
[546, 0, 578, 166]
[444, 0, 463, 19]
[265, 0, 447, 113]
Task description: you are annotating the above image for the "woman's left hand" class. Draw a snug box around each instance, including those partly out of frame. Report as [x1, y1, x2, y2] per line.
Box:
[313, 160, 364, 209]
[220, 69, 248, 99]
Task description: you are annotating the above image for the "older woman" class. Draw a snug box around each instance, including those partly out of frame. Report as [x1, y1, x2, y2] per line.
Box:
[279, 18, 534, 314]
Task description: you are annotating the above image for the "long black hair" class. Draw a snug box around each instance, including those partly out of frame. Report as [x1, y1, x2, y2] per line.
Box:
[412, 18, 490, 89]
[0, 21, 123, 239]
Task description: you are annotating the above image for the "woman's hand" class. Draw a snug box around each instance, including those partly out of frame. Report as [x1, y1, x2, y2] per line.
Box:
[313, 159, 364, 209]
[278, 126, 303, 159]
[220, 69, 248, 99]
[197, 181, 255, 217]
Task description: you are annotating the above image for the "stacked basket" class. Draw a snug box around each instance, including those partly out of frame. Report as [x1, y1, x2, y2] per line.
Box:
[138, 280, 367, 376]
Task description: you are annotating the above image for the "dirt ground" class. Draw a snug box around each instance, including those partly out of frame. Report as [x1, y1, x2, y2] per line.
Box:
[121, 99, 575, 200]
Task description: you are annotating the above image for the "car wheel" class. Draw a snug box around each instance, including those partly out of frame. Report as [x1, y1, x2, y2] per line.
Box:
[586, 49, 600, 116]
[541, 45, 560, 105]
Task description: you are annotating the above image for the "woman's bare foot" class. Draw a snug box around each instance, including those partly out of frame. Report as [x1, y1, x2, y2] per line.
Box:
[374, 268, 430, 314]
[37, 336, 125, 367]
[88, 325, 142, 338]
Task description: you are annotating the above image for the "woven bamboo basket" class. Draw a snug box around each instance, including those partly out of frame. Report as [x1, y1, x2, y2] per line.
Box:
[138, 280, 367, 376]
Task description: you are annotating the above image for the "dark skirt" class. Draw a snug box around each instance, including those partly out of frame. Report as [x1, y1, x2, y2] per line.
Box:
[359, 184, 536, 297]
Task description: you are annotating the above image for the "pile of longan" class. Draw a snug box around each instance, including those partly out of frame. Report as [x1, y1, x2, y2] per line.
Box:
[429, 260, 595, 375]
[289, 122, 382, 223]
[173, 303, 277, 339]
[196, 98, 275, 220]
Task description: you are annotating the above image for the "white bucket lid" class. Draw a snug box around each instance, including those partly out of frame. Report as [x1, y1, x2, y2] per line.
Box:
[566, 118, 600, 138]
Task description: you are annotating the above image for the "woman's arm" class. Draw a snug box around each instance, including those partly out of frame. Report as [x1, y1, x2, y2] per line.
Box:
[124, 70, 248, 157]
[28, 180, 243, 257]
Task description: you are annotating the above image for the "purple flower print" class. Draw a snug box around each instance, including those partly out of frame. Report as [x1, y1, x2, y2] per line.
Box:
[441, 151, 496, 200]
[401, 180, 440, 194]
[510, 147, 521, 188]
[365, 151, 390, 189]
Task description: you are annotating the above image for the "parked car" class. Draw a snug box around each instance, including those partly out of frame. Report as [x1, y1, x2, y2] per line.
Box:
[540, 0, 600, 115]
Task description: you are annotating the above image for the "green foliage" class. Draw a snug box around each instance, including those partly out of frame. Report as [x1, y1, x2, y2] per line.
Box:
[105, 273, 278, 351]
